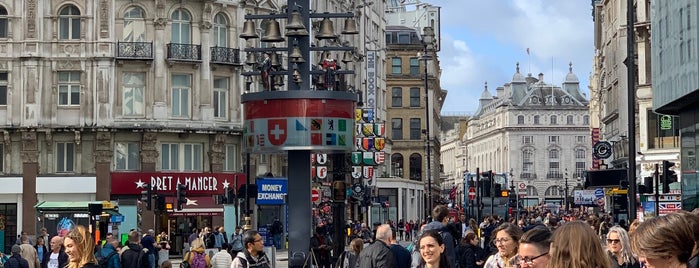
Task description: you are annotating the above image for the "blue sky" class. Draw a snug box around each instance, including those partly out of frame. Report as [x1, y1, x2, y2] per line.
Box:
[435, 0, 595, 114]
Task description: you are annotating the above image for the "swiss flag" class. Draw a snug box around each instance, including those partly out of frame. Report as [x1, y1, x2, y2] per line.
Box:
[268, 119, 287, 146]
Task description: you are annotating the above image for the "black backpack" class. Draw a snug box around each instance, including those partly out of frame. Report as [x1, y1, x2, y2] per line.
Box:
[97, 251, 118, 268]
[204, 233, 215, 249]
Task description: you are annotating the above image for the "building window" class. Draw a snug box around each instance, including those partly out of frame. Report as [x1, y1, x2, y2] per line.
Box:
[212, 13, 228, 47]
[171, 9, 191, 44]
[171, 74, 191, 117]
[0, 72, 7, 105]
[409, 153, 422, 181]
[567, 115, 574, 125]
[115, 142, 139, 170]
[58, 71, 80, 106]
[0, 5, 7, 38]
[583, 115, 589, 125]
[123, 6, 145, 41]
[410, 87, 420, 107]
[213, 77, 228, 118]
[56, 142, 75, 173]
[522, 149, 534, 176]
[548, 149, 561, 179]
[391, 87, 402, 107]
[391, 118, 403, 140]
[161, 143, 203, 171]
[409, 118, 421, 140]
[391, 57, 402, 74]
[410, 57, 419, 75]
[391, 153, 404, 177]
[522, 136, 533, 145]
[122, 72, 145, 116]
[647, 109, 679, 149]
[534, 115, 540, 124]
[58, 5, 81, 40]
[548, 136, 559, 144]
[517, 115, 524, 125]
[550, 115, 557, 125]
[0, 144, 3, 173]
[575, 148, 586, 178]
[223, 144, 237, 171]
[576, 135, 585, 143]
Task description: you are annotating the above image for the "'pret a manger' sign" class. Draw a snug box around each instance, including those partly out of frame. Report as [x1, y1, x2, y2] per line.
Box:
[110, 172, 246, 195]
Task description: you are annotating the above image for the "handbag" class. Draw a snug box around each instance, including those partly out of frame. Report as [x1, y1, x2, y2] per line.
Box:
[180, 252, 191, 268]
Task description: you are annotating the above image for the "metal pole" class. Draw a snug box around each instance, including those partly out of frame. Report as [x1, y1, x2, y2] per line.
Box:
[245, 152, 251, 218]
[565, 176, 569, 212]
[654, 163, 660, 216]
[476, 168, 481, 222]
[490, 173, 494, 217]
[626, 0, 638, 221]
[424, 42, 432, 218]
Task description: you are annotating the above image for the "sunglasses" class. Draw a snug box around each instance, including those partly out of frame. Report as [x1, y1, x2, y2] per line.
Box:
[606, 239, 621, 244]
[517, 252, 548, 266]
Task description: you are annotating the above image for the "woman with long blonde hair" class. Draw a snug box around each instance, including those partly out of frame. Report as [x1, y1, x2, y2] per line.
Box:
[606, 226, 639, 268]
[547, 221, 611, 268]
[63, 225, 99, 268]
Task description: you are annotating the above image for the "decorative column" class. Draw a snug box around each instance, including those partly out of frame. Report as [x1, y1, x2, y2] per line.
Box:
[94, 132, 113, 200]
[20, 131, 39, 234]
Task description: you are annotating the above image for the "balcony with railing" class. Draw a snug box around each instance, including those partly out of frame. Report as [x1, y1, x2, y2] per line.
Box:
[520, 172, 537, 180]
[547, 171, 563, 179]
[167, 43, 202, 62]
[210, 47, 241, 65]
[116, 42, 153, 60]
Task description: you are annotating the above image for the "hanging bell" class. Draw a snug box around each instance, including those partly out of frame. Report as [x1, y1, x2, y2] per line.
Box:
[245, 51, 257, 65]
[286, 11, 306, 30]
[342, 50, 353, 63]
[261, 19, 284, 42]
[341, 17, 359, 35]
[274, 75, 284, 87]
[239, 19, 259, 39]
[289, 45, 305, 63]
[315, 18, 336, 39]
[293, 69, 303, 84]
[270, 53, 281, 67]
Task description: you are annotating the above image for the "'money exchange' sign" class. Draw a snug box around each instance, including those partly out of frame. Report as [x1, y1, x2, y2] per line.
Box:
[256, 178, 288, 205]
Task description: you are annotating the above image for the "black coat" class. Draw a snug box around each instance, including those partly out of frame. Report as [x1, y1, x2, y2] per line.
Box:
[457, 243, 486, 268]
[40, 250, 68, 268]
[6, 255, 29, 268]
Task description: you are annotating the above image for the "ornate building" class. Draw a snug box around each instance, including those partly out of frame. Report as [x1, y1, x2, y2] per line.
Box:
[464, 65, 590, 208]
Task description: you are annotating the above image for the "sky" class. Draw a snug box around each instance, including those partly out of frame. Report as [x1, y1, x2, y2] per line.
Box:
[432, 0, 595, 115]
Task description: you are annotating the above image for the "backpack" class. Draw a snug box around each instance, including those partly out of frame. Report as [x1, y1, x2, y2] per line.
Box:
[96, 251, 118, 268]
[204, 234, 215, 249]
[190, 252, 207, 268]
[230, 234, 243, 251]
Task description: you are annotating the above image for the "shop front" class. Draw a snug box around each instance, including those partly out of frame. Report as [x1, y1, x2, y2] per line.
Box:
[0, 177, 21, 254]
[34, 201, 121, 240]
[110, 172, 246, 255]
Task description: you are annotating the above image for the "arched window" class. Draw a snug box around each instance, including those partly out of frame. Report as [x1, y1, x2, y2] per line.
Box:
[534, 115, 540, 124]
[391, 154, 404, 178]
[212, 13, 228, 47]
[567, 115, 574, 125]
[171, 9, 191, 44]
[59, 5, 81, 40]
[550, 115, 557, 125]
[0, 5, 8, 38]
[583, 115, 590, 125]
[123, 6, 145, 41]
[517, 115, 524, 125]
[409, 153, 422, 181]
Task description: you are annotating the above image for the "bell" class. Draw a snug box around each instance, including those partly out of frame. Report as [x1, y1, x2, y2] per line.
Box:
[286, 28, 309, 37]
[341, 18, 359, 35]
[245, 51, 257, 66]
[270, 53, 281, 67]
[293, 69, 303, 84]
[261, 19, 284, 42]
[286, 11, 306, 30]
[315, 18, 336, 39]
[342, 51, 353, 63]
[239, 19, 259, 39]
[289, 45, 305, 63]
[274, 75, 284, 87]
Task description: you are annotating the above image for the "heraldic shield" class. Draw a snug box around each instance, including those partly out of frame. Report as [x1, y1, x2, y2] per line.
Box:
[351, 151, 362, 165]
[351, 166, 362, 179]
[374, 138, 385, 150]
[362, 123, 374, 137]
[267, 119, 287, 146]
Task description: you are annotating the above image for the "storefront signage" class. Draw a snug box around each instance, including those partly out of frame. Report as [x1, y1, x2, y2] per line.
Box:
[660, 115, 673, 130]
[110, 172, 246, 195]
[256, 178, 288, 205]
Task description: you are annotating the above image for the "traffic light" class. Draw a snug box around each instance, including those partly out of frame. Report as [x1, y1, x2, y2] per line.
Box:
[156, 195, 166, 211]
[500, 190, 509, 197]
[662, 160, 677, 193]
[176, 183, 187, 210]
[141, 184, 152, 211]
[481, 170, 492, 197]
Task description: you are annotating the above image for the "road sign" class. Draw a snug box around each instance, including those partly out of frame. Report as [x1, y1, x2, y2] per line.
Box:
[594, 188, 605, 199]
[311, 189, 320, 202]
[519, 183, 526, 189]
[468, 187, 476, 200]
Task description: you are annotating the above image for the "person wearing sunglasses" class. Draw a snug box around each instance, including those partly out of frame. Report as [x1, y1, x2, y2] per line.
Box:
[606, 226, 639, 268]
[548, 221, 611, 268]
[516, 226, 551, 268]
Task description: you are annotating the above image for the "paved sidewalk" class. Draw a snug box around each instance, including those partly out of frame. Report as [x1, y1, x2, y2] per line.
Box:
[168, 249, 290, 268]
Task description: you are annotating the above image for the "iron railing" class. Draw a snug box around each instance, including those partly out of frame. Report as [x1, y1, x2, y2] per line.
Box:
[116, 42, 153, 59]
[210, 47, 241, 65]
[167, 43, 202, 62]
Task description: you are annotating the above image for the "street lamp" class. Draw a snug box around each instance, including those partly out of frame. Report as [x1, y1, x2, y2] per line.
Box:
[421, 26, 435, 217]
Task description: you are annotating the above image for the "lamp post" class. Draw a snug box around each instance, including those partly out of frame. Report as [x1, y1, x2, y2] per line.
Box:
[421, 26, 435, 218]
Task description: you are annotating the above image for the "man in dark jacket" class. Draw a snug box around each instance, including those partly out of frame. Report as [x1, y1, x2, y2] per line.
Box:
[6, 245, 29, 268]
[423, 205, 457, 266]
[389, 229, 410, 268]
[41, 237, 67, 268]
[358, 224, 396, 268]
[99, 237, 121, 268]
[122, 231, 149, 268]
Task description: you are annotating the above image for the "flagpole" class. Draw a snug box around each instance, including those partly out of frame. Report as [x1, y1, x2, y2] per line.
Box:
[527, 48, 531, 75]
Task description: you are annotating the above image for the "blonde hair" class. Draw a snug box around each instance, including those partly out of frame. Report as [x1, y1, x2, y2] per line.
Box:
[547, 221, 611, 268]
[65, 225, 97, 268]
[349, 238, 363, 254]
[607, 226, 636, 265]
[627, 219, 640, 235]
[630, 213, 694, 263]
[190, 238, 205, 250]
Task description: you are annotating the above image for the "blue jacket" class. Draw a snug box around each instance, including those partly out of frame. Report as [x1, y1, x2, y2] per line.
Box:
[100, 244, 121, 268]
[423, 221, 457, 266]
